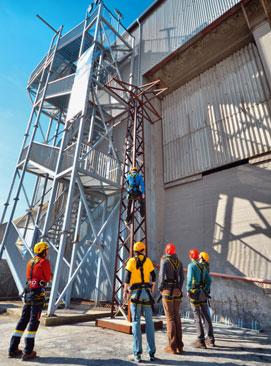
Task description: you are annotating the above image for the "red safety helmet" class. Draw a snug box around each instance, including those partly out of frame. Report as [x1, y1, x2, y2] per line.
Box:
[165, 243, 176, 255]
[189, 248, 199, 260]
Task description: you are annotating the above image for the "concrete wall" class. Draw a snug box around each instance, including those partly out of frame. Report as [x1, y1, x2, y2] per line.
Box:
[160, 160, 271, 326]
[163, 161, 271, 275]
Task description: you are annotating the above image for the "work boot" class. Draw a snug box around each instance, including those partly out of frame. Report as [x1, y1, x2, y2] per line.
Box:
[206, 338, 215, 347]
[177, 347, 184, 354]
[164, 346, 177, 354]
[177, 342, 184, 354]
[22, 351, 37, 361]
[192, 340, 207, 349]
[128, 354, 142, 363]
[8, 349, 22, 358]
[149, 353, 156, 361]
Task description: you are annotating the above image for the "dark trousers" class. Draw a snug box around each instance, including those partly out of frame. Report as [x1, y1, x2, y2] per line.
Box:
[126, 193, 145, 222]
[9, 303, 43, 354]
[162, 289, 183, 351]
[191, 302, 214, 342]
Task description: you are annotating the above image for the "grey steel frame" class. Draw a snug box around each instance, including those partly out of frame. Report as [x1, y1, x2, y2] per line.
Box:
[0, 1, 135, 315]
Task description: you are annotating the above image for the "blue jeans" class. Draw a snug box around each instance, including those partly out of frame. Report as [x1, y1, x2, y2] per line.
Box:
[130, 289, 156, 357]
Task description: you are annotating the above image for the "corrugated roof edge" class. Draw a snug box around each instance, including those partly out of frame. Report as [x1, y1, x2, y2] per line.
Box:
[128, 0, 166, 32]
[144, 0, 252, 77]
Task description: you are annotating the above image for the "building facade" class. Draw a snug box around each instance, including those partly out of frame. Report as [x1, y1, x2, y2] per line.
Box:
[1, 0, 271, 327]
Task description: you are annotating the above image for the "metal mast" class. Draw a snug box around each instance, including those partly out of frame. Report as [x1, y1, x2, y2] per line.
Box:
[0, 1, 135, 316]
[105, 79, 166, 317]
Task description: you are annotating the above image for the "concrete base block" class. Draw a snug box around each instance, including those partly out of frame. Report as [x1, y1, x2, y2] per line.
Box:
[43, 309, 111, 326]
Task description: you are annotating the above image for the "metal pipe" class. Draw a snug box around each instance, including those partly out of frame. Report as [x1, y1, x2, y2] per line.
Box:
[94, 197, 107, 305]
[36, 14, 58, 34]
[54, 200, 120, 308]
[183, 268, 271, 284]
[0, 27, 62, 260]
[47, 116, 85, 315]
[45, 117, 54, 143]
[136, 18, 142, 85]
[52, 111, 62, 146]
[65, 200, 83, 307]
[48, 4, 103, 315]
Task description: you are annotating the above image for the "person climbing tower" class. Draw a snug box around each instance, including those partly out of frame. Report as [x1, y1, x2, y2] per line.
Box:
[125, 166, 145, 225]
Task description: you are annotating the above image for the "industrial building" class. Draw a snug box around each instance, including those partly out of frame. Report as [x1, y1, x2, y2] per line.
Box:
[0, 0, 271, 330]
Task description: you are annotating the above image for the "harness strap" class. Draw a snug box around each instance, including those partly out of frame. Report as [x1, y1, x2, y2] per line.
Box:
[163, 256, 180, 295]
[135, 255, 146, 284]
[128, 173, 138, 190]
[194, 262, 206, 288]
[29, 257, 40, 281]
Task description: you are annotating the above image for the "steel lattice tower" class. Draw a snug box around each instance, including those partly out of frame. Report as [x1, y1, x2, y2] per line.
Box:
[104, 79, 166, 318]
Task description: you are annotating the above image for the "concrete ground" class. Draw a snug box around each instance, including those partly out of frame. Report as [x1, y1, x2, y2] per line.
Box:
[0, 312, 271, 366]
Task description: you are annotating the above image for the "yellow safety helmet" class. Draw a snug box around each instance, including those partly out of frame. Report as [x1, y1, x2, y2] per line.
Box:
[131, 166, 138, 172]
[200, 251, 209, 263]
[34, 242, 49, 254]
[133, 241, 145, 252]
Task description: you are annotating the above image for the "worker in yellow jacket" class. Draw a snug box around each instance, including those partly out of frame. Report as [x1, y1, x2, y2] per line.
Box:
[123, 241, 156, 363]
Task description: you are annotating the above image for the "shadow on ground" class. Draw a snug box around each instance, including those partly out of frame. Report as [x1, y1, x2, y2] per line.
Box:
[34, 357, 256, 366]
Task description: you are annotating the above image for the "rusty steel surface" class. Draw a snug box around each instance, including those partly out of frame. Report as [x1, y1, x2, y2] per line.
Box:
[104, 79, 166, 318]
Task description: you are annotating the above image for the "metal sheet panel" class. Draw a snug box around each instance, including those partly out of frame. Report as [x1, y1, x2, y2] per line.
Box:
[66, 45, 95, 121]
[162, 43, 271, 183]
[140, 0, 240, 73]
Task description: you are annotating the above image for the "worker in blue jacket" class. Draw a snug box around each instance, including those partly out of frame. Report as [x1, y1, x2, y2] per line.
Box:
[125, 166, 145, 225]
[187, 248, 215, 349]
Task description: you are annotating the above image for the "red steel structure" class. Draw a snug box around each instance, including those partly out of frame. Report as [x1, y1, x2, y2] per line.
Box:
[104, 78, 166, 317]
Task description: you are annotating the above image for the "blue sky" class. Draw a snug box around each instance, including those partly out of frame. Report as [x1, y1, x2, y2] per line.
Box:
[0, 0, 153, 213]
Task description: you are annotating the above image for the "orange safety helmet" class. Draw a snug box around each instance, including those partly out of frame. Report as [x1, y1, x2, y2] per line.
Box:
[189, 248, 199, 260]
[165, 243, 176, 255]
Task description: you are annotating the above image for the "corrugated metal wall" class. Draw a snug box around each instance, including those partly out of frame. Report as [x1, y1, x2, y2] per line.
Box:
[162, 43, 271, 183]
[139, 0, 240, 73]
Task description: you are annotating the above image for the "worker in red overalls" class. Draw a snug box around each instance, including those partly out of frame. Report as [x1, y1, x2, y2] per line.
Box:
[8, 241, 52, 361]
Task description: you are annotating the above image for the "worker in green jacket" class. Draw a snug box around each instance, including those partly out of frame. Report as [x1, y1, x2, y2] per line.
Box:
[187, 248, 215, 349]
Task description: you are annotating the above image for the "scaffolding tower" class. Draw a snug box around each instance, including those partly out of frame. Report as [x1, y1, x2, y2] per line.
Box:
[0, 1, 135, 316]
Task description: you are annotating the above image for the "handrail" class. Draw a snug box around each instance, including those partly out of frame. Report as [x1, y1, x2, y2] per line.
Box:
[183, 267, 271, 285]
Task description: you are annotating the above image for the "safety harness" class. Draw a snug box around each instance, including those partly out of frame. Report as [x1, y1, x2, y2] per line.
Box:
[162, 256, 182, 301]
[24, 257, 46, 305]
[190, 262, 208, 305]
[191, 262, 205, 290]
[130, 255, 155, 310]
[128, 173, 141, 196]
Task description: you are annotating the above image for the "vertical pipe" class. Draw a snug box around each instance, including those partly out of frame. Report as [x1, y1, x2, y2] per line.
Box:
[0, 28, 62, 259]
[31, 174, 49, 247]
[52, 111, 62, 146]
[22, 177, 40, 240]
[47, 3, 103, 315]
[136, 18, 142, 85]
[24, 112, 54, 243]
[95, 197, 107, 305]
[65, 200, 83, 307]
[129, 103, 138, 255]
[45, 117, 54, 143]
[47, 116, 85, 315]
